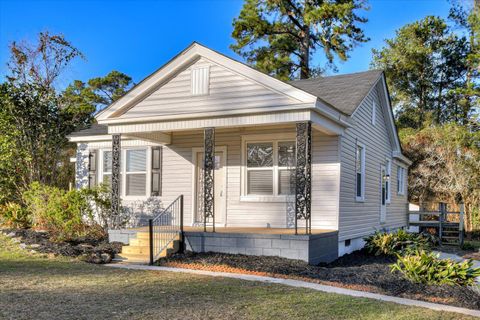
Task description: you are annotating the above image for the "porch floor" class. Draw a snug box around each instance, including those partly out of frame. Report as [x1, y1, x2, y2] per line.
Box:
[134, 226, 333, 235]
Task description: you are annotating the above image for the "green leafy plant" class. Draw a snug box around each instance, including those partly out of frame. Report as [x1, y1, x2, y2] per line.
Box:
[364, 229, 436, 256]
[22, 182, 107, 241]
[391, 250, 480, 286]
[0, 202, 31, 229]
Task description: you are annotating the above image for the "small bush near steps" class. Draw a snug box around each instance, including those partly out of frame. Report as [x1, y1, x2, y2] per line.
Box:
[391, 250, 480, 286]
[364, 229, 436, 256]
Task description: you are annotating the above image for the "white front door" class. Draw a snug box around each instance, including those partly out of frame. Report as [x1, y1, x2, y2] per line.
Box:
[195, 151, 226, 225]
[380, 165, 387, 223]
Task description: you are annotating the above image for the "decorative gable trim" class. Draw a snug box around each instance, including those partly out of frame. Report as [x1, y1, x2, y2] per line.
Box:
[96, 42, 317, 123]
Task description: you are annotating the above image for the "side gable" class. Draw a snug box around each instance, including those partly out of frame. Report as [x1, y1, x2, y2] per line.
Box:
[96, 43, 318, 123]
[351, 74, 402, 158]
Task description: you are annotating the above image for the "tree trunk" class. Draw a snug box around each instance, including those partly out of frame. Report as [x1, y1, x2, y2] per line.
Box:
[299, 26, 310, 79]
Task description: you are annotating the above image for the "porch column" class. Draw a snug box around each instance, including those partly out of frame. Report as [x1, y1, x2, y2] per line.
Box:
[203, 127, 215, 232]
[295, 121, 312, 234]
[111, 134, 121, 220]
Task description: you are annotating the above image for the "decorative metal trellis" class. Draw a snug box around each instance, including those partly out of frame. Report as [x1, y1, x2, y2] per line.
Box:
[111, 134, 121, 218]
[203, 127, 215, 232]
[295, 122, 312, 234]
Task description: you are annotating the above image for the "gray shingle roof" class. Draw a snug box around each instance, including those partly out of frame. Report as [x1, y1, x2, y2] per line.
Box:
[68, 124, 108, 137]
[290, 69, 383, 115]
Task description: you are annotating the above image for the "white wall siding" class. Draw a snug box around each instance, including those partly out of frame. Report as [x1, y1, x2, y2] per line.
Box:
[338, 83, 408, 241]
[160, 126, 339, 229]
[79, 126, 340, 230]
[118, 58, 303, 119]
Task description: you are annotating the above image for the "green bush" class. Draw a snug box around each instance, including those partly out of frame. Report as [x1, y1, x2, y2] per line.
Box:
[22, 182, 106, 241]
[391, 250, 480, 286]
[0, 202, 31, 228]
[364, 229, 435, 256]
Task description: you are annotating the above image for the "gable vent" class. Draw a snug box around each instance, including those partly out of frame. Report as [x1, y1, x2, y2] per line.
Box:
[191, 66, 210, 95]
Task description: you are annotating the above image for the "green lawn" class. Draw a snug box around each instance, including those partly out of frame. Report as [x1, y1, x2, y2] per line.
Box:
[0, 234, 476, 320]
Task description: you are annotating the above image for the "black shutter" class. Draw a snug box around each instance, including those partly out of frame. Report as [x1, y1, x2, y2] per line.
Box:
[88, 150, 97, 188]
[151, 147, 162, 196]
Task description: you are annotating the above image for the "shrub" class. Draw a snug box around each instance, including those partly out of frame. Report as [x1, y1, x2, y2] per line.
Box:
[22, 182, 107, 241]
[364, 229, 435, 256]
[391, 250, 480, 286]
[0, 202, 31, 228]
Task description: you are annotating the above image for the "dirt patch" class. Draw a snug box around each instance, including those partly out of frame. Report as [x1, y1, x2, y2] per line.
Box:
[1, 228, 122, 263]
[158, 250, 480, 310]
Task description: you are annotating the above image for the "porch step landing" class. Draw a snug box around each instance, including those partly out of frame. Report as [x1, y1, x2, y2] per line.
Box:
[115, 231, 181, 264]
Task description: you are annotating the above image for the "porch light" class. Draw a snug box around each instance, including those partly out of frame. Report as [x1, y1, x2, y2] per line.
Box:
[383, 174, 390, 182]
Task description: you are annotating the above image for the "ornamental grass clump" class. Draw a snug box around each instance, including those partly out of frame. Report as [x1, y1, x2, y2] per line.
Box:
[364, 229, 435, 256]
[391, 250, 480, 286]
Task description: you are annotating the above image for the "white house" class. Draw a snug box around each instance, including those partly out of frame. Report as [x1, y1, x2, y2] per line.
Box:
[68, 42, 411, 264]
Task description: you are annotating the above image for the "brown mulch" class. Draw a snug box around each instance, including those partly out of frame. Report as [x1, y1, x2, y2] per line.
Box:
[158, 250, 480, 310]
[1, 228, 122, 264]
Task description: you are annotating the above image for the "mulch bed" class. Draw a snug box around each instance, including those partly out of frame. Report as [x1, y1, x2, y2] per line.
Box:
[158, 250, 480, 310]
[1, 228, 122, 264]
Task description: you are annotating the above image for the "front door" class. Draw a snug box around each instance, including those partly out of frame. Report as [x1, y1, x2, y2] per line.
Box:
[380, 165, 387, 223]
[195, 151, 225, 225]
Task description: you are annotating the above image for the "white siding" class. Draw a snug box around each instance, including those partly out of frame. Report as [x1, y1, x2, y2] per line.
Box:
[161, 126, 339, 229]
[81, 125, 340, 230]
[338, 83, 408, 241]
[118, 58, 303, 119]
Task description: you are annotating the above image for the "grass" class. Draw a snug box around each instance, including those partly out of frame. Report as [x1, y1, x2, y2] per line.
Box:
[0, 234, 477, 320]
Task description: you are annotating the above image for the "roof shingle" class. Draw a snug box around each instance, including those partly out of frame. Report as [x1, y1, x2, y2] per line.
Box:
[68, 123, 108, 137]
[289, 69, 383, 115]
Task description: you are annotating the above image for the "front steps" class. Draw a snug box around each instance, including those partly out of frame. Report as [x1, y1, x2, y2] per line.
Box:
[115, 231, 181, 264]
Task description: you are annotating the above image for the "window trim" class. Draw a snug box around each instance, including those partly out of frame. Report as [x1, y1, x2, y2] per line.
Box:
[241, 133, 296, 202]
[355, 142, 366, 202]
[98, 146, 152, 200]
[385, 157, 391, 204]
[397, 165, 406, 196]
[372, 100, 376, 125]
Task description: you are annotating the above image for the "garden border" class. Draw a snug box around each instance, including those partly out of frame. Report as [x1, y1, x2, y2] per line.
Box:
[106, 264, 480, 318]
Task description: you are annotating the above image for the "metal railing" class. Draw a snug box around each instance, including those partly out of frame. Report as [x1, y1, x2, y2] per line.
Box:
[149, 194, 184, 265]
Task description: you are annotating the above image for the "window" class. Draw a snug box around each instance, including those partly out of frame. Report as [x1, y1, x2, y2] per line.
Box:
[191, 67, 209, 95]
[102, 150, 113, 186]
[355, 143, 365, 201]
[245, 140, 295, 197]
[372, 101, 376, 125]
[397, 166, 406, 195]
[101, 148, 148, 197]
[385, 159, 391, 203]
[125, 149, 147, 196]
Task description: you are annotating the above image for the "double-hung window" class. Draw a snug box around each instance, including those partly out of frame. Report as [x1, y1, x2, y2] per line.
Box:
[244, 139, 295, 198]
[397, 166, 406, 195]
[125, 149, 147, 196]
[101, 148, 148, 197]
[355, 143, 365, 201]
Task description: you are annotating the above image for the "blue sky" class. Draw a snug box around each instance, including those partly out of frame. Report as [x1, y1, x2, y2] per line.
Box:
[0, 0, 451, 88]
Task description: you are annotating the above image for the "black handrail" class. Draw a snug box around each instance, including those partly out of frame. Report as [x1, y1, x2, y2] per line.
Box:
[149, 194, 184, 265]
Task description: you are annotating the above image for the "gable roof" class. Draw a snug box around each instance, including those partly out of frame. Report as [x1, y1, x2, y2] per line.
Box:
[95, 42, 318, 122]
[290, 70, 383, 115]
